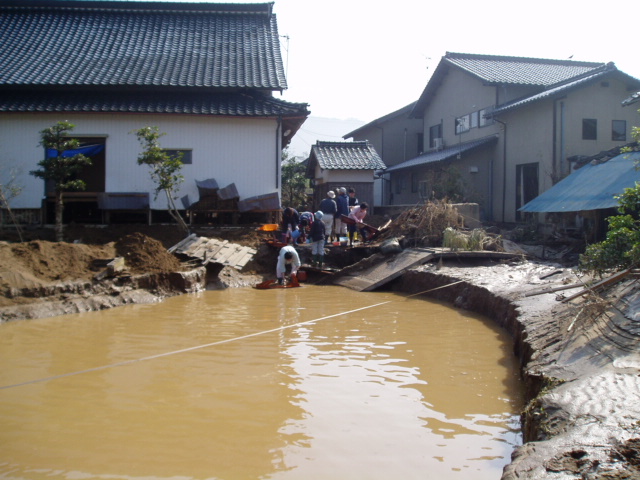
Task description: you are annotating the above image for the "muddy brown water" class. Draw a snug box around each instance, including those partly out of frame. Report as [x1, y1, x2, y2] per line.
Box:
[0, 286, 523, 480]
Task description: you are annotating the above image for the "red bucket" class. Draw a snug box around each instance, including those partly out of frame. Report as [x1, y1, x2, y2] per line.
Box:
[296, 270, 308, 282]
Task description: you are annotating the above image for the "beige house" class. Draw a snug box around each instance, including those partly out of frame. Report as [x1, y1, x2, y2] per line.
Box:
[305, 141, 386, 212]
[382, 52, 640, 223]
[343, 102, 423, 205]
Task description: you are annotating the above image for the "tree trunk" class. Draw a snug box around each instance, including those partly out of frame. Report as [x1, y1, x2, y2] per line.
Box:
[55, 189, 64, 242]
[164, 189, 189, 234]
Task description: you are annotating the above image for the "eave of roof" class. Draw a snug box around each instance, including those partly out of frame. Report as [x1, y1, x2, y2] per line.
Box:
[343, 102, 417, 139]
[383, 135, 498, 173]
[0, 89, 310, 117]
[308, 141, 386, 171]
[0, 1, 287, 90]
[520, 151, 640, 213]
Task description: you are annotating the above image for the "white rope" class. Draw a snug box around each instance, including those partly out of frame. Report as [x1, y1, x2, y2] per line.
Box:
[0, 301, 392, 390]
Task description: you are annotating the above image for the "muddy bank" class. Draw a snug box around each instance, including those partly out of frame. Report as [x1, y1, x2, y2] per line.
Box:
[391, 259, 640, 479]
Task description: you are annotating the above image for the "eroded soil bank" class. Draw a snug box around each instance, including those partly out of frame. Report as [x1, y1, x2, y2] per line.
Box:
[392, 259, 640, 480]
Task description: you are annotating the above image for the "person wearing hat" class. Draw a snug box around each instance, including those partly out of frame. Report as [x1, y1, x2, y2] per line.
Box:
[318, 190, 337, 244]
[308, 211, 326, 268]
[335, 187, 349, 239]
[276, 245, 300, 285]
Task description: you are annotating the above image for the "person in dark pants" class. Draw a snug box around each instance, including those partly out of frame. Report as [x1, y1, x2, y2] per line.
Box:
[308, 211, 326, 268]
[281, 207, 299, 244]
[318, 191, 337, 244]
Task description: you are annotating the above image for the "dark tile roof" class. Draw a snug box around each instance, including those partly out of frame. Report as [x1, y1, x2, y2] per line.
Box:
[412, 52, 611, 116]
[0, 89, 309, 117]
[445, 52, 604, 86]
[0, 1, 287, 90]
[487, 64, 640, 116]
[383, 135, 498, 173]
[309, 141, 386, 170]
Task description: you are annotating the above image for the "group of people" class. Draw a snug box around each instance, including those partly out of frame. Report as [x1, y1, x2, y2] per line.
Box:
[276, 187, 370, 283]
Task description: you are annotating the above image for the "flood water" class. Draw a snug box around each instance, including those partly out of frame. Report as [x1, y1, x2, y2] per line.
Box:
[0, 286, 523, 480]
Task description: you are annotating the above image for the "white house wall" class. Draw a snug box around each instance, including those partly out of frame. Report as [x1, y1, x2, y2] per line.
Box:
[313, 166, 375, 184]
[0, 113, 279, 209]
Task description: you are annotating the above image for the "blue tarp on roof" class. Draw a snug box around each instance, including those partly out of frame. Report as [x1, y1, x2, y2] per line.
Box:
[520, 151, 640, 212]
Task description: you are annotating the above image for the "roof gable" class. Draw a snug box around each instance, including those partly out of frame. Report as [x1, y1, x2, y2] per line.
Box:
[412, 52, 608, 117]
[308, 141, 386, 172]
[0, 0, 287, 90]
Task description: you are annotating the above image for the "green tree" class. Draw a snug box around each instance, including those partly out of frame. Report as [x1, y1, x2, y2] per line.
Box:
[30, 121, 92, 242]
[281, 148, 309, 209]
[580, 183, 640, 275]
[132, 126, 189, 234]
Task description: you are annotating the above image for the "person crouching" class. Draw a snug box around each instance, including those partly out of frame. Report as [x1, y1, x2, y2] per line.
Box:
[309, 211, 326, 268]
[276, 245, 300, 285]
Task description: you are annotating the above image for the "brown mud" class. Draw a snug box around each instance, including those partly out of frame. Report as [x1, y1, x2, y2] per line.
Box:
[1, 225, 639, 479]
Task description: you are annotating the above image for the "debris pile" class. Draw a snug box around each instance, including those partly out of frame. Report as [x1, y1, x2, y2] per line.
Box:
[376, 202, 465, 247]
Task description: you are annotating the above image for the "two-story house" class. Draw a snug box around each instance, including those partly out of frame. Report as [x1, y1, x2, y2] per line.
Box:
[0, 0, 309, 225]
[343, 102, 423, 206]
[382, 52, 640, 223]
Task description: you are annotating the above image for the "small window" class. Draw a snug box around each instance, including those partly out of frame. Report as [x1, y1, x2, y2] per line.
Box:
[582, 119, 597, 140]
[612, 120, 626, 141]
[470, 111, 479, 129]
[455, 115, 470, 134]
[417, 133, 424, 155]
[479, 107, 494, 127]
[429, 124, 441, 148]
[164, 149, 192, 164]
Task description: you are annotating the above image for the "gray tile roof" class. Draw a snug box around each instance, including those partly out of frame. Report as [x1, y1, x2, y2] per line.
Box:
[309, 141, 386, 170]
[412, 52, 611, 116]
[0, 1, 287, 90]
[0, 89, 309, 116]
[445, 52, 603, 86]
[383, 135, 498, 173]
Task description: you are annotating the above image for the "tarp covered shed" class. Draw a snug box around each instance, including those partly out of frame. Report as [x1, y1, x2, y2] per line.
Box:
[520, 151, 640, 213]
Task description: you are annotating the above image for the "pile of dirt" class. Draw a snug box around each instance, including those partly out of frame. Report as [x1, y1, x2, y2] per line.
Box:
[114, 233, 183, 274]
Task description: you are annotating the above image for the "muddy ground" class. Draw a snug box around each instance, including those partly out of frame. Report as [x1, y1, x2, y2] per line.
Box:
[1, 224, 639, 479]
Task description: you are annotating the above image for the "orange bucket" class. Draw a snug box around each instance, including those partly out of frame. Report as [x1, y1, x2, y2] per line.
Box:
[258, 224, 279, 231]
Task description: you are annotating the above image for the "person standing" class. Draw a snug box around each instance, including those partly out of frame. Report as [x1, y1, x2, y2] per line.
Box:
[318, 191, 337, 244]
[347, 187, 359, 211]
[347, 202, 369, 247]
[335, 187, 349, 239]
[276, 245, 300, 285]
[308, 211, 326, 268]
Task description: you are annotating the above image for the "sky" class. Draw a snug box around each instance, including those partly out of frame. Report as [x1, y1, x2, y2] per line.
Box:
[150, 0, 640, 155]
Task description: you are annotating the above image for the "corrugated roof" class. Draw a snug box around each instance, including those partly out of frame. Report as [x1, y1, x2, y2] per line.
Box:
[383, 135, 498, 173]
[520, 151, 640, 213]
[0, 0, 287, 90]
[309, 141, 386, 170]
[0, 89, 309, 116]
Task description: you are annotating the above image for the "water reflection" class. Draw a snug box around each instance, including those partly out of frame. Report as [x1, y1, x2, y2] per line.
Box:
[0, 286, 522, 480]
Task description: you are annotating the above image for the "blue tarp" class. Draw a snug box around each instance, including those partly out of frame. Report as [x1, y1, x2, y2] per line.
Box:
[46, 144, 104, 158]
[520, 151, 640, 213]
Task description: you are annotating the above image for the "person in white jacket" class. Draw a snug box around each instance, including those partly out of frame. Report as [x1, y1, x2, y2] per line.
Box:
[276, 245, 300, 284]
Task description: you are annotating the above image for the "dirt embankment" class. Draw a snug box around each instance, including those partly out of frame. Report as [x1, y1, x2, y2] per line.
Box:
[393, 260, 640, 480]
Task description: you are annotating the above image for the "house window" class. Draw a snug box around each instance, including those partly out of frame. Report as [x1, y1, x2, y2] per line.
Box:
[455, 114, 470, 134]
[582, 119, 597, 140]
[612, 120, 627, 141]
[411, 173, 419, 193]
[429, 124, 442, 148]
[470, 111, 479, 129]
[479, 107, 494, 127]
[164, 149, 192, 164]
[417, 133, 424, 154]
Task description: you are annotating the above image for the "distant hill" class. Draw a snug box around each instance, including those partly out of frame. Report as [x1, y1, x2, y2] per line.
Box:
[287, 116, 365, 159]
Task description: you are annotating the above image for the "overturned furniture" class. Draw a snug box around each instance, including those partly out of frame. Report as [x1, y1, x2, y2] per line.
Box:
[185, 179, 240, 224]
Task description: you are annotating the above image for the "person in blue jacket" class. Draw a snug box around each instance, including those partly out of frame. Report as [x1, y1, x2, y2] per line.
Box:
[335, 187, 349, 239]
